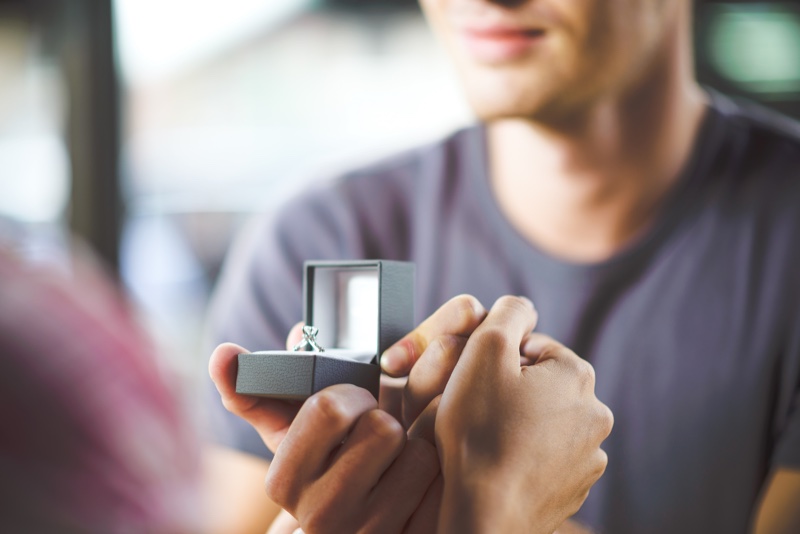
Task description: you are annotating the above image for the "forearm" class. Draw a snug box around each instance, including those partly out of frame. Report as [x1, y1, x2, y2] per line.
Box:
[202, 446, 282, 534]
[437, 473, 594, 534]
[437, 475, 542, 534]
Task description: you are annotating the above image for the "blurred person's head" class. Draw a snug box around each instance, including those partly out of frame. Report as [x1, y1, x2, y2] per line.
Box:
[420, 0, 692, 121]
[0, 249, 199, 533]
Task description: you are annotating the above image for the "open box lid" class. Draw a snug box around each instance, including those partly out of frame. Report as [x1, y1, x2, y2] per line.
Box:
[304, 260, 415, 362]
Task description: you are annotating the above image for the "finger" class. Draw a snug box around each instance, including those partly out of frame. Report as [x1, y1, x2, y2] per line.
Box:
[266, 509, 301, 534]
[407, 395, 440, 446]
[521, 333, 597, 393]
[365, 438, 440, 533]
[458, 296, 538, 377]
[403, 334, 465, 427]
[209, 343, 301, 451]
[403, 474, 443, 534]
[209, 342, 251, 410]
[286, 322, 304, 351]
[380, 294, 486, 377]
[266, 384, 378, 507]
[320, 409, 406, 500]
[521, 332, 575, 364]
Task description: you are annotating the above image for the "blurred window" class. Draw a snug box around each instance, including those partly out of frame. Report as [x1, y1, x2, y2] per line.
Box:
[0, 18, 69, 230]
[113, 1, 471, 371]
[706, 3, 800, 98]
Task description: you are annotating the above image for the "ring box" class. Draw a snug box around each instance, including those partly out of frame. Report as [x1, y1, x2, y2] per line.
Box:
[236, 260, 415, 400]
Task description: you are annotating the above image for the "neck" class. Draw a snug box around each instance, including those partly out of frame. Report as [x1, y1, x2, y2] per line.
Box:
[487, 4, 707, 263]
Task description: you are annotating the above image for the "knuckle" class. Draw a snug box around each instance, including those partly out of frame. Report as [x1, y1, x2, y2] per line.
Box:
[591, 449, 609, 482]
[474, 326, 513, 353]
[597, 403, 614, 438]
[449, 294, 485, 326]
[495, 295, 532, 315]
[426, 335, 463, 370]
[264, 469, 292, 509]
[577, 359, 596, 388]
[362, 409, 405, 444]
[533, 340, 564, 364]
[559, 353, 593, 386]
[306, 390, 350, 424]
[434, 333, 461, 354]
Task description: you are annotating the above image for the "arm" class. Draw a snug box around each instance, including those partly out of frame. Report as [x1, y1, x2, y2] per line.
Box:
[203, 446, 282, 534]
[752, 468, 800, 534]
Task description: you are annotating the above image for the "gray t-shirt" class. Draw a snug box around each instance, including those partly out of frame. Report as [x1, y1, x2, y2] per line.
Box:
[207, 90, 800, 533]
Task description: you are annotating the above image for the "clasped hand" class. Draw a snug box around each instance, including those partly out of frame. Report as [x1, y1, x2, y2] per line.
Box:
[209, 295, 613, 534]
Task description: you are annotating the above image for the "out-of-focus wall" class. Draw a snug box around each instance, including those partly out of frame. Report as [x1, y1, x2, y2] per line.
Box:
[115, 2, 472, 382]
[0, 15, 70, 265]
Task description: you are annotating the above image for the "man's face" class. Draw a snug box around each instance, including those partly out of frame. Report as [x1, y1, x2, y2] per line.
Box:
[420, 0, 676, 121]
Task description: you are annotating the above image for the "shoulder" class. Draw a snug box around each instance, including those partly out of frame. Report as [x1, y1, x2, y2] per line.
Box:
[292, 125, 481, 210]
[706, 91, 800, 293]
[713, 89, 800, 144]
[705, 90, 800, 213]
[710, 90, 800, 176]
[272, 125, 482, 258]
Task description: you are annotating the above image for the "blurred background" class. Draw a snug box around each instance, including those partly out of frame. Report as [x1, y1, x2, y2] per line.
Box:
[1, 0, 799, 394]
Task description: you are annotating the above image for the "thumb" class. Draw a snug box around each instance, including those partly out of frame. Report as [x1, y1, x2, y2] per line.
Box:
[209, 342, 301, 451]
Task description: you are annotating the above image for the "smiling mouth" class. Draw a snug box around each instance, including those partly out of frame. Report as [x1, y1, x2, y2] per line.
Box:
[460, 27, 547, 63]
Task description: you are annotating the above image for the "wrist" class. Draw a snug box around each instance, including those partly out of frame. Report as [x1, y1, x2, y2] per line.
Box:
[438, 468, 541, 534]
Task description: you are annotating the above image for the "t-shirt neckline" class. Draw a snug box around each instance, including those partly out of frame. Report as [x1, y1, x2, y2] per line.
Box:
[466, 93, 726, 280]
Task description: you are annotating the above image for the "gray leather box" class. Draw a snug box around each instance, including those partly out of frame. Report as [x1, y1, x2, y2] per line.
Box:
[236, 260, 415, 400]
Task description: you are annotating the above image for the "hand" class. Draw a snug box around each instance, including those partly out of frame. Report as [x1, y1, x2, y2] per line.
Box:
[435, 296, 614, 534]
[378, 294, 488, 427]
[263, 383, 442, 533]
[288, 294, 488, 427]
[230, 323, 442, 533]
[209, 342, 304, 452]
[211, 340, 442, 533]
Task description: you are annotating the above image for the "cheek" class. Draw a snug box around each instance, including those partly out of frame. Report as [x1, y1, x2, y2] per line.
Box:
[572, 1, 648, 88]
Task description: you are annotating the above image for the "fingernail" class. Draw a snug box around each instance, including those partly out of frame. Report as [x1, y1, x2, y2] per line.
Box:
[380, 345, 410, 375]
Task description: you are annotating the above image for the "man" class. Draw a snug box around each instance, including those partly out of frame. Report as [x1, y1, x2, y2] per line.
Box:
[207, 0, 800, 532]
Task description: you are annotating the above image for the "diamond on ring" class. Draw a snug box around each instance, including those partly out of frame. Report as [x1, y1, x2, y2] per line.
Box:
[292, 325, 325, 352]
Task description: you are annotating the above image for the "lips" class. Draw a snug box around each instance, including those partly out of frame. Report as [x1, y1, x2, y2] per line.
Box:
[459, 25, 546, 63]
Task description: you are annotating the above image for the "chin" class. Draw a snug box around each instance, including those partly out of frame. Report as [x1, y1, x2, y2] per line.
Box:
[465, 87, 555, 122]
[457, 65, 574, 122]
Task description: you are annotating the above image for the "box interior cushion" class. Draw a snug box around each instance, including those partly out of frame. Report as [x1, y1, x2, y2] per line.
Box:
[310, 265, 379, 353]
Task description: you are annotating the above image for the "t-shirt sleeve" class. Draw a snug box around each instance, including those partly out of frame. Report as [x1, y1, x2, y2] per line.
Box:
[203, 183, 369, 459]
[771, 310, 800, 469]
[773, 394, 800, 469]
